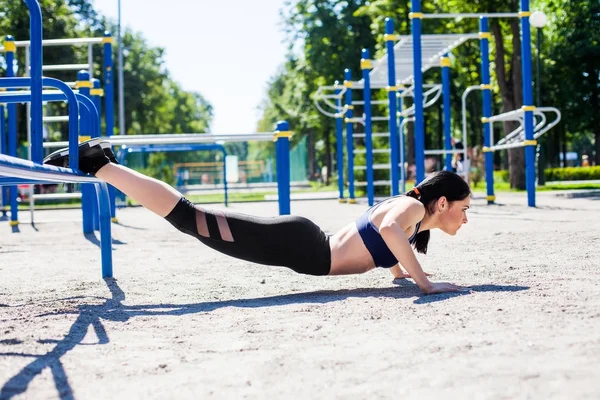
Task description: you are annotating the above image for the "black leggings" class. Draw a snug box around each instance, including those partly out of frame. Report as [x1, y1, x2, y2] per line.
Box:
[164, 197, 331, 276]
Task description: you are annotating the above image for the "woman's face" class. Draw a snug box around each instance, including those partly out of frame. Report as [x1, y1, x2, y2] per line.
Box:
[437, 196, 470, 235]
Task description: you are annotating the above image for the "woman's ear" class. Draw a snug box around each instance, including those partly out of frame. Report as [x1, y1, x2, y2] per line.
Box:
[437, 196, 447, 212]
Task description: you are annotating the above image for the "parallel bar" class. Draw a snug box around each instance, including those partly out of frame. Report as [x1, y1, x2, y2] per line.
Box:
[421, 13, 519, 19]
[42, 63, 89, 71]
[12, 37, 104, 47]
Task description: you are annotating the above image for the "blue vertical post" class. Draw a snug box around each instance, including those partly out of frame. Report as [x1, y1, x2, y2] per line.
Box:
[410, 2, 425, 183]
[385, 18, 400, 196]
[24, 0, 43, 164]
[4, 35, 18, 226]
[398, 90, 406, 193]
[520, 0, 536, 207]
[361, 49, 374, 206]
[344, 69, 356, 203]
[103, 32, 115, 137]
[91, 78, 102, 126]
[441, 53, 453, 171]
[274, 121, 291, 215]
[0, 104, 6, 216]
[103, 32, 118, 221]
[480, 17, 495, 204]
[335, 82, 345, 202]
[77, 70, 96, 233]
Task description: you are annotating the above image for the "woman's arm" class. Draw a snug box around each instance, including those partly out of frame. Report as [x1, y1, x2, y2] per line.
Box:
[379, 201, 432, 292]
[379, 200, 467, 294]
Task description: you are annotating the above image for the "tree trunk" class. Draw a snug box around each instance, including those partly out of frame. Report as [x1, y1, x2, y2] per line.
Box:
[493, 20, 526, 190]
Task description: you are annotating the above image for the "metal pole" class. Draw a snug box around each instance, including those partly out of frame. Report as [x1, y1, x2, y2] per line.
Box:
[385, 18, 400, 196]
[118, 0, 125, 135]
[536, 27, 546, 185]
[411, 2, 426, 183]
[361, 49, 374, 206]
[344, 69, 356, 203]
[274, 121, 291, 215]
[335, 82, 344, 202]
[520, 0, 536, 207]
[480, 17, 495, 204]
[441, 53, 453, 171]
[4, 35, 19, 226]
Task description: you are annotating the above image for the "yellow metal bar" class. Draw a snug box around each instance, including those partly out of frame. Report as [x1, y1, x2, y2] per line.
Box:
[90, 88, 104, 96]
[479, 32, 492, 40]
[519, 11, 531, 18]
[523, 140, 537, 146]
[522, 105, 536, 111]
[75, 80, 93, 89]
[486, 195, 496, 201]
[386, 85, 400, 92]
[482, 146, 493, 153]
[481, 117, 490, 123]
[383, 34, 397, 42]
[440, 57, 451, 67]
[345, 105, 355, 110]
[480, 84, 493, 90]
[9, 220, 19, 226]
[409, 12, 424, 19]
[348, 199, 357, 204]
[79, 135, 92, 142]
[3, 41, 16, 53]
[360, 59, 373, 70]
[343, 80, 353, 88]
[273, 130, 293, 141]
[102, 37, 114, 44]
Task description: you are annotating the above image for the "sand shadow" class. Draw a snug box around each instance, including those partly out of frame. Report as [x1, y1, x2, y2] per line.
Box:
[83, 232, 126, 248]
[0, 279, 528, 399]
[112, 221, 148, 231]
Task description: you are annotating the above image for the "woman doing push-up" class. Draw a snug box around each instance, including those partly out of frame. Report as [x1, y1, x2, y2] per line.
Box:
[44, 139, 472, 295]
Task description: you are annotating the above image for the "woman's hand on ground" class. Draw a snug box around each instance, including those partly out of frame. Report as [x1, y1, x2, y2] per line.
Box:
[422, 282, 470, 294]
[393, 271, 434, 280]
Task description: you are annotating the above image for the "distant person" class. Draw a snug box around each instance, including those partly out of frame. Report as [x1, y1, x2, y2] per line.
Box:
[44, 139, 472, 295]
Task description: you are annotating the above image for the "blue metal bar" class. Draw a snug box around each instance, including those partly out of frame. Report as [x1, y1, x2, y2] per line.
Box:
[0, 77, 80, 170]
[92, 78, 102, 124]
[411, 2, 426, 183]
[103, 31, 114, 136]
[441, 53, 453, 171]
[23, 0, 43, 164]
[480, 17, 495, 204]
[361, 48, 374, 206]
[0, 105, 6, 215]
[94, 181, 113, 277]
[344, 69, 355, 203]
[386, 18, 400, 196]
[398, 92, 406, 193]
[520, 0, 536, 207]
[77, 70, 92, 138]
[103, 31, 117, 220]
[275, 121, 291, 215]
[335, 83, 344, 201]
[4, 35, 19, 225]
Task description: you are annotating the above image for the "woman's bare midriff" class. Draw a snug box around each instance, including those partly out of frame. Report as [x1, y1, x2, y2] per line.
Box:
[328, 222, 377, 275]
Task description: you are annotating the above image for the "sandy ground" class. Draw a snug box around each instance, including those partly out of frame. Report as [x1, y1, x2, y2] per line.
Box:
[1, 191, 600, 400]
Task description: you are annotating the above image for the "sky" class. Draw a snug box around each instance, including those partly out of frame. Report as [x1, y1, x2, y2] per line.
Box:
[91, 0, 289, 134]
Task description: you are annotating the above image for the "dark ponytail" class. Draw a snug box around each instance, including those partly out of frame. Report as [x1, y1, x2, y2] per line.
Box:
[405, 171, 471, 254]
